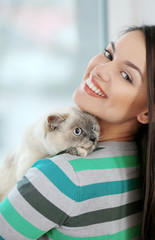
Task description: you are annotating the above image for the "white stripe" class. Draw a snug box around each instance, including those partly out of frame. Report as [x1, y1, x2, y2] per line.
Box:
[50, 155, 80, 184]
[50, 155, 140, 185]
[26, 168, 142, 217]
[76, 167, 140, 185]
[72, 189, 142, 216]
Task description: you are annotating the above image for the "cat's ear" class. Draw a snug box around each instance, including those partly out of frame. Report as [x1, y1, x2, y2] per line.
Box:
[47, 114, 68, 131]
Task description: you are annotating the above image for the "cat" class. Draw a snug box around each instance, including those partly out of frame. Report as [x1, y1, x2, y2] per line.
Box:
[0, 106, 100, 202]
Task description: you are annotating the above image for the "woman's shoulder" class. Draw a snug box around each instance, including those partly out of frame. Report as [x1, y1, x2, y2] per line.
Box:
[30, 140, 139, 182]
[93, 141, 139, 159]
[30, 154, 81, 187]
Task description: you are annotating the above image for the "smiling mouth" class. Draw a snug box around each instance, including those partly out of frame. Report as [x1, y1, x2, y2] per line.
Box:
[86, 78, 107, 98]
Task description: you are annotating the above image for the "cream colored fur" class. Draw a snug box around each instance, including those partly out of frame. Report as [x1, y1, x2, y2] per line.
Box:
[0, 106, 99, 201]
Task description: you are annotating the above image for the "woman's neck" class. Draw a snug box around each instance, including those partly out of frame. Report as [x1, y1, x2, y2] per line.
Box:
[98, 135, 135, 142]
[98, 118, 140, 142]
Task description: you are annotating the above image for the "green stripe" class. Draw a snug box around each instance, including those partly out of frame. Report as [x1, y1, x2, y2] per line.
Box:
[69, 155, 139, 171]
[0, 197, 45, 239]
[17, 176, 68, 224]
[18, 176, 141, 229]
[80, 178, 141, 201]
[18, 176, 142, 228]
[32, 159, 141, 202]
[0, 236, 5, 240]
[64, 200, 143, 227]
[48, 224, 141, 240]
[32, 158, 79, 201]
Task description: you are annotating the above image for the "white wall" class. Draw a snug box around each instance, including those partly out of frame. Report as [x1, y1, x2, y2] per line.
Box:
[107, 0, 155, 41]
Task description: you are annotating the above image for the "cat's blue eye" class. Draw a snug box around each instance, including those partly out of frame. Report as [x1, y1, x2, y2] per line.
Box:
[92, 124, 96, 131]
[73, 128, 83, 136]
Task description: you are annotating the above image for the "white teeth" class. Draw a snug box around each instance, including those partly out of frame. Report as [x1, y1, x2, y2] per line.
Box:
[95, 89, 100, 93]
[89, 83, 94, 89]
[86, 79, 106, 98]
[92, 86, 97, 91]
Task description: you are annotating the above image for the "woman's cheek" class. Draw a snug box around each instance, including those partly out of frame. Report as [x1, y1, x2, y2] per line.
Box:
[73, 86, 81, 104]
[82, 65, 93, 80]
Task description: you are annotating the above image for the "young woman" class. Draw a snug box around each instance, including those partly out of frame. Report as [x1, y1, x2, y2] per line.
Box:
[0, 25, 154, 240]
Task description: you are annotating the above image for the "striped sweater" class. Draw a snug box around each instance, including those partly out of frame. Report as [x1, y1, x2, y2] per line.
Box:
[0, 141, 142, 240]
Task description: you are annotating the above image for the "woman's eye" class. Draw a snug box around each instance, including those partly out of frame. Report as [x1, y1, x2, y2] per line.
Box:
[73, 127, 83, 136]
[104, 49, 113, 60]
[121, 71, 133, 83]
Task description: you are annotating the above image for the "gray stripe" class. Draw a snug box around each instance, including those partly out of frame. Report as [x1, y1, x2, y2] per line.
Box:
[38, 235, 50, 240]
[58, 213, 142, 237]
[64, 200, 143, 227]
[0, 213, 30, 240]
[26, 168, 142, 217]
[17, 176, 68, 225]
[8, 186, 55, 231]
[26, 168, 77, 215]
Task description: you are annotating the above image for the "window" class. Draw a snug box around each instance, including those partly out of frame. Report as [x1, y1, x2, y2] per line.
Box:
[0, 0, 107, 160]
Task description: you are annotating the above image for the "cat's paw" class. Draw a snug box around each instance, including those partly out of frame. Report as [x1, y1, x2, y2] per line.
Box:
[68, 147, 88, 157]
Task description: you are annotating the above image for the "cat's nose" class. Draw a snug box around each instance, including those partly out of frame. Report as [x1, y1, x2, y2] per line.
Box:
[89, 136, 96, 143]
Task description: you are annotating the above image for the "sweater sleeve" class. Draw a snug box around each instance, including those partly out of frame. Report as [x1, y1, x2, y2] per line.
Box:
[0, 157, 79, 240]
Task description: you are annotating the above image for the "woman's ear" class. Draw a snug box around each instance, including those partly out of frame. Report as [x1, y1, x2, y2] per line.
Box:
[137, 110, 149, 124]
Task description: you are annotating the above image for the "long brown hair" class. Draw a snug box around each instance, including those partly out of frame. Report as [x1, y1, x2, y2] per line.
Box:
[124, 25, 155, 240]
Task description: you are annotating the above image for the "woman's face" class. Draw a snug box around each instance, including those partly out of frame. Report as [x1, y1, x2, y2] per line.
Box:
[73, 30, 148, 126]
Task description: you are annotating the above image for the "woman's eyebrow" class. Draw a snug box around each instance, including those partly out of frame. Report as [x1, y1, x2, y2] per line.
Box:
[123, 60, 143, 79]
[110, 41, 143, 79]
[110, 41, 115, 53]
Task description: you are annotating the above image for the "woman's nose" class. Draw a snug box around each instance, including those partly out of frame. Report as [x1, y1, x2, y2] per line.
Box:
[93, 63, 111, 82]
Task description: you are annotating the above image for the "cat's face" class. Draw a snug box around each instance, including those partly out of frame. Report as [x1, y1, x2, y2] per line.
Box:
[44, 107, 100, 154]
